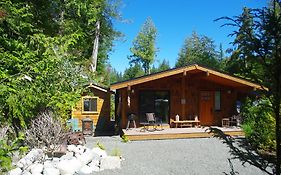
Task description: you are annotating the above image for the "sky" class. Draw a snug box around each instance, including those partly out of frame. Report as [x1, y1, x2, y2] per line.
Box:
[109, 0, 268, 73]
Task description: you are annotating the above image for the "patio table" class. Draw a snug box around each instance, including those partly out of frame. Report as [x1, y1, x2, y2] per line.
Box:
[171, 120, 200, 128]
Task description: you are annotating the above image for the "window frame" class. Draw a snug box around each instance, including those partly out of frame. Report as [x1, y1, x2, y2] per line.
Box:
[214, 91, 221, 111]
[82, 96, 99, 114]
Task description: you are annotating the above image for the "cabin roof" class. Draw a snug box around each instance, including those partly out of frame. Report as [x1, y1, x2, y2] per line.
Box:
[85, 83, 114, 93]
[110, 64, 265, 90]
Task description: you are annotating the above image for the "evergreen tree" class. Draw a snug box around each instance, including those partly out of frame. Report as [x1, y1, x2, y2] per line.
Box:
[218, 1, 281, 173]
[175, 31, 220, 69]
[151, 59, 170, 73]
[128, 17, 157, 74]
[123, 64, 145, 80]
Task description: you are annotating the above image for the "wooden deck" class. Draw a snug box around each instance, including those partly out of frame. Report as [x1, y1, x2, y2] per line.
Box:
[122, 126, 244, 141]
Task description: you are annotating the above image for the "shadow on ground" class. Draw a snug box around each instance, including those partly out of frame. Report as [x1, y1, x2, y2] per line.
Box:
[208, 127, 275, 175]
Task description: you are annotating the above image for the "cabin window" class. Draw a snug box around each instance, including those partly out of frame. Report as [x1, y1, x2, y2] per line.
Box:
[82, 97, 98, 113]
[215, 91, 221, 111]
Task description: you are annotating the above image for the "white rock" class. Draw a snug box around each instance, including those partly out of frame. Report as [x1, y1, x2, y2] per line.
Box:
[30, 163, 44, 174]
[57, 160, 75, 175]
[78, 165, 93, 175]
[60, 152, 74, 160]
[100, 156, 121, 170]
[57, 158, 82, 175]
[88, 161, 100, 172]
[9, 168, 22, 175]
[43, 160, 53, 169]
[77, 149, 96, 165]
[92, 147, 107, 158]
[76, 145, 85, 154]
[67, 145, 76, 152]
[17, 149, 44, 169]
[16, 162, 23, 168]
[43, 167, 60, 175]
[21, 170, 32, 175]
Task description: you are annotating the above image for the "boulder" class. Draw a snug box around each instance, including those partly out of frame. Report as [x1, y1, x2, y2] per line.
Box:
[78, 165, 93, 175]
[57, 159, 75, 175]
[17, 149, 44, 169]
[30, 163, 44, 174]
[43, 167, 60, 175]
[88, 161, 100, 172]
[76, 149, 96, 165]
[60, 151, 74, 160]
[67, 145, 76, 152]
[21, 170, 32, 175]
[100, 156, 121, 170]
[92, 147, 107, 158]
[43, 160, 53, 169]
[57, 158, 82, 175]
[9, 168, 22, 175]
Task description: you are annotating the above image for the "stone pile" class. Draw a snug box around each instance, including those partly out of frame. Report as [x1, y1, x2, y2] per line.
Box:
[9, 145, 122, 175]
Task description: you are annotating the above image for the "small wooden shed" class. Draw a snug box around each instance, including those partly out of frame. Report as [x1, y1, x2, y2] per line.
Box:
[110, 64, 263, 129]
[71, 83, 114, 133]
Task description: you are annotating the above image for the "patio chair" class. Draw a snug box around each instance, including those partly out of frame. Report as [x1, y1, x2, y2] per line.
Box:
[229, 113, 242, 126]
[145, 113, 157, 131]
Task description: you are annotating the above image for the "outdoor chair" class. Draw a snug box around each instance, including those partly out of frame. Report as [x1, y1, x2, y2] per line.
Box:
[145, 113, 157, 131]
[229, 113, 242, 126]
[222, 113, 242, 127]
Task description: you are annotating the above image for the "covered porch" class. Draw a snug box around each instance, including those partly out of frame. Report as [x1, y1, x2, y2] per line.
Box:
[110, 64, 262, 131]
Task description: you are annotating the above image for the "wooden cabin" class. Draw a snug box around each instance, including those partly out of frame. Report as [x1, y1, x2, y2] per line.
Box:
[110, 64, 263, 129]
[71, 83, 114, 133]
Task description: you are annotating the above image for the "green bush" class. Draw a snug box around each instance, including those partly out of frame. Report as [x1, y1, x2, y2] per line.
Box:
[241, 97, 275, 151]
[0, 132, 27, 172]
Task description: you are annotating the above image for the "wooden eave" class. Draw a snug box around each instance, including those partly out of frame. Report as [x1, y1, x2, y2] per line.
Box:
[110, 64, 264, 91]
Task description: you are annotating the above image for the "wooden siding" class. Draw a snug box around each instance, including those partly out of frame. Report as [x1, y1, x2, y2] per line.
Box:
[117, 72, 249, 129]
[72, 87, 112, 131]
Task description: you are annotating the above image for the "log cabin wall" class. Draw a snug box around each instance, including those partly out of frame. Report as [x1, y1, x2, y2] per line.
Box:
[72, 87, 112, 131]
[118, 73, 245, 128]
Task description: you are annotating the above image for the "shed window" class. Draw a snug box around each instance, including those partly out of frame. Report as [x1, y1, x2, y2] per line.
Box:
[215, 91, 221, 111]
[82, 97, 98, 113]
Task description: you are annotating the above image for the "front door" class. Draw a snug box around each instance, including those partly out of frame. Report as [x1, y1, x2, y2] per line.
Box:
[199, 91, 214, 125]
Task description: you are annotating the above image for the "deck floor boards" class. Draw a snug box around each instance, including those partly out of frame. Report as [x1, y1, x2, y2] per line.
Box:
[123, 126, 244, 141]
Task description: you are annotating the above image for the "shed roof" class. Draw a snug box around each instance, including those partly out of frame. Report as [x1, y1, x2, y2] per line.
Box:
[110, 64, 265, 90]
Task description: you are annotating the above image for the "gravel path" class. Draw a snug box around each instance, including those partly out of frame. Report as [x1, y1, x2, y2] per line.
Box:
[85, 136, 272, 175]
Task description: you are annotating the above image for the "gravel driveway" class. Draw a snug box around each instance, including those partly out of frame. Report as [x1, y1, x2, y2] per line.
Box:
[85, 136, 273, 175]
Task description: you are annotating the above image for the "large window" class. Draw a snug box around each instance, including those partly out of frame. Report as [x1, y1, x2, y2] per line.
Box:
[139, 91, 170, 123]
[215, 91, 221, 111]
[82, 97, 98, 113]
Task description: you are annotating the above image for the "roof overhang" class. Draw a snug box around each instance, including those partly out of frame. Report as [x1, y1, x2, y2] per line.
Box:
[87, 83, 115, 94]
[110, 64, 266, 91]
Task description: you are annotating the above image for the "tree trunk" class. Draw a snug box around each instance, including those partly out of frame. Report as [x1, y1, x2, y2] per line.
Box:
[275, 104, 280, 175]
[89, 21, 100, 72]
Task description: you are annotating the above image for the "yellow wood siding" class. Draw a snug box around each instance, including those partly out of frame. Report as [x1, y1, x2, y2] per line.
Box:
[71, 87, 111, 131]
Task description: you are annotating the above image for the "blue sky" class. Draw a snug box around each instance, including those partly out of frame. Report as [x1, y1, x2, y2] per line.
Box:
[109, 0, 267, 73]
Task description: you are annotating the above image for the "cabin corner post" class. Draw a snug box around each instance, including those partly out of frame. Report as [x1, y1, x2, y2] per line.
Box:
[181, 71, 187, 118]
[120, 89, 128, 128]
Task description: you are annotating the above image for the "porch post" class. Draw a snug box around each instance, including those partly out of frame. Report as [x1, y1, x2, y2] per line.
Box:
[181, 71, 187, 119]
[121, 89, 127, 128]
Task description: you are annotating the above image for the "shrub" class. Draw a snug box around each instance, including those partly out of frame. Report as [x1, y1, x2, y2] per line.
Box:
[241, 96, 275, 151]
[111, 147, 121, 157]
[0, 126, 27, 172]
[25, 110, 68, 154]
[96, 141, 105, 150]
